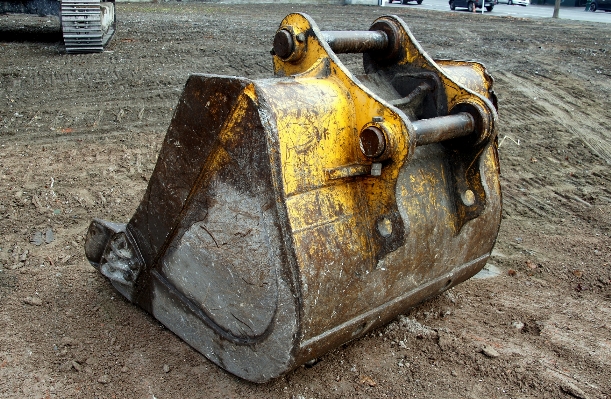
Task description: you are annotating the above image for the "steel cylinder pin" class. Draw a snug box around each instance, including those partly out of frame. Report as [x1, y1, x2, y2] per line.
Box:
[359, 126, 386, 158]
[412, 112, 475, 146]
[322, 30, 389, 54]
[273, 29, 295, 59]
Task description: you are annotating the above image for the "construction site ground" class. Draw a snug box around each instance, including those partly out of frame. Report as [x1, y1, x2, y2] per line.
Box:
[1, 3, 610, 398]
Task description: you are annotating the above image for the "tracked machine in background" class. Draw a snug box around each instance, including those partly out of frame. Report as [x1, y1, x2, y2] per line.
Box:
[84, 13, 502, 382]
[0, 0, 115, 53]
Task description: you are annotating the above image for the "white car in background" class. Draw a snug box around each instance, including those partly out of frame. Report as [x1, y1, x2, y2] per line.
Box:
[506, 0, 529, 5]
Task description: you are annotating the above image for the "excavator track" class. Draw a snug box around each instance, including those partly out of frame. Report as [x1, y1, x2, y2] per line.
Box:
[60, 0, 115, 53]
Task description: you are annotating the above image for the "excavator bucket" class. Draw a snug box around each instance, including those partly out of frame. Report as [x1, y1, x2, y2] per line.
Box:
[84, 13, 501, 383]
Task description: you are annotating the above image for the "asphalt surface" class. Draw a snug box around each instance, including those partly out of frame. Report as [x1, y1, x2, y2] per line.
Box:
[385, 0, 611, 22]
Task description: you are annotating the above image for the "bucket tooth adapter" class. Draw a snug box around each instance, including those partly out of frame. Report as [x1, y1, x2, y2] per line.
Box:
[85, 13, 501, 383]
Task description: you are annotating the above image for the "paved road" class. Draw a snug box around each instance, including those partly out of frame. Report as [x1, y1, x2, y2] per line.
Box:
[385, 0, 611, 23]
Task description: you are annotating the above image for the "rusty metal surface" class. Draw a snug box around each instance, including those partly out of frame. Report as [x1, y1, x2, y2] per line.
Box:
[322, 30, 388, 54]
[85, 13, 502, 383]
[413, 112, 474, 145]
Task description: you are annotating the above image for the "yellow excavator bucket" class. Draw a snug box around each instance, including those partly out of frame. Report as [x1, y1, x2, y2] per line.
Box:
[84, 13, 501, 383]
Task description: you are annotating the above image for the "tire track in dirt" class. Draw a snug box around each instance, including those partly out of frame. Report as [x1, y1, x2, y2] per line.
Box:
[495, 70, 611, 221]
[499, 71, 611, 163]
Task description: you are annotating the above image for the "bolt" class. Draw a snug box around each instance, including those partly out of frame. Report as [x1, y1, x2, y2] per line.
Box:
[296, 32, 306, 43]
[273, 29, 294, 59]
[371, 163, 382, 176]
[461, 189, 475, 206]
[372, 116, 384, 123]
[359, 126, 386, 158]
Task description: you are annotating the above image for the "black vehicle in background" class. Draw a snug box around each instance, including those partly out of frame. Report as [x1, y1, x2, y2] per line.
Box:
[588, 0, 611, 11]
[449, 0, 495, 11]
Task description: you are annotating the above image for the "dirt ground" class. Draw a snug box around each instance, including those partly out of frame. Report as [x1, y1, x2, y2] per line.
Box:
[1, 2, 610, 398]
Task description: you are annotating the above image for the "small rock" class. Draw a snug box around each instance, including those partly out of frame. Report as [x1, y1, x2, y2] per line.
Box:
[12, 246, 21, 263]
[61, 337, 76, 346]
[437, 331, 455, 351]
[32, 195, 45, 213]
[163, 364, 170, 373]
[573, 270, 583, 278]
[304, 358, 319, 367]
[398, 315, 437, 339]
[30, 232, 44, 246]
[97, 375, 109, 384]
[560, 380, 588, 399]
[71, 361, 82, 372]
[45, 228, 54, 244]
[23, 296, 42, 306]
[359, 375, 377, 387]
[481, 344, 500, 358]
[511, 321, 525, 331]
[59, 360, 74, 372]
[444, 290, 457, 303]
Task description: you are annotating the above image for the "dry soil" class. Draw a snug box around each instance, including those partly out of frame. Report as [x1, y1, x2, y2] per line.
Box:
[1, 3, 610, 398]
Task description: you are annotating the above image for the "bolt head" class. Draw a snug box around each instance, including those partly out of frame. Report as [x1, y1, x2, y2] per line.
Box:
[273, 29, 294, 59]
[371, 162, 382, 176]
[359, 126, 386, 158]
